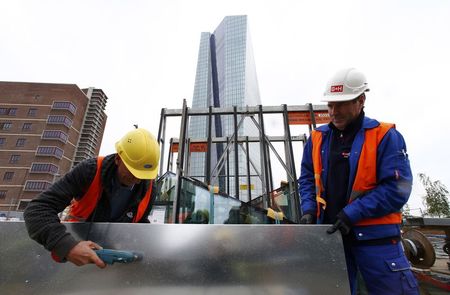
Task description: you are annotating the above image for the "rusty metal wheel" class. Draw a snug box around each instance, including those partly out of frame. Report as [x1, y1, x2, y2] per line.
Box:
[402, 229, 436, 269]
[443, 242, 450, 255]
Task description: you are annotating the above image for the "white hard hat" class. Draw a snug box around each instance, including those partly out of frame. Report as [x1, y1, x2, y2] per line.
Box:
[322, 68, 369, 102]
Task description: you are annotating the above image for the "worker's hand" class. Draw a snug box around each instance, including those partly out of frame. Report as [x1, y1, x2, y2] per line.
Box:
[299, 213, 315, 224]
[66, 241, 106, 269]
[326, 212, 351, 235]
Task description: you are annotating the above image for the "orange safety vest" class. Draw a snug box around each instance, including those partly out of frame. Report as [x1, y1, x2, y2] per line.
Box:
[67, 157, 153, 223]
[311, 122, 402, 226]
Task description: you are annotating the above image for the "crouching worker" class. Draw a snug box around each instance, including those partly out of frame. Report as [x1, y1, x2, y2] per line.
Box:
[24, 128, 160, 268]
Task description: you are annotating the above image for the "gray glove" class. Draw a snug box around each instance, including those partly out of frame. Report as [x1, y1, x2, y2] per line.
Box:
[299, 213, 315, 224]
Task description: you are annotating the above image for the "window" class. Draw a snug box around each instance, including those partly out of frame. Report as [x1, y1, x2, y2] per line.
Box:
[16, 138, 26, 147]
[0, 108, 16, 116]
[0, 138, 5, 147]
[28, 108, 37, 117]
[0, 191, 6, 200]
[36, 146, 64, 159]
[3, 172, 14, 181]
[42, 130, 68, 143]
[9, 154, 20, 164]
[24, 181, 51, 192]
[30, 163, 59, 174]
[1, 122, 12, 130]
[22, 123, 32, 131]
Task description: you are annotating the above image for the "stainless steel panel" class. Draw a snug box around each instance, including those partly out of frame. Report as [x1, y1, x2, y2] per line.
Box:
[0, 222, 350, 294]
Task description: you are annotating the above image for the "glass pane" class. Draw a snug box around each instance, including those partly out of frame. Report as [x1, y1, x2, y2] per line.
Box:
[151, 172, 290, 225]
[179, 177, 278, 224]
[249, 185, 295, 222]
[156, 171, 176, 202]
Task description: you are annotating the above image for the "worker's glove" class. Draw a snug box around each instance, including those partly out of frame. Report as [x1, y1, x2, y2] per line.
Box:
[327, 212, 352, 235]
[299, 213, 315, 224]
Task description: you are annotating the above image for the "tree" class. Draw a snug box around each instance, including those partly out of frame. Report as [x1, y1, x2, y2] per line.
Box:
[418, 173, 450, 218]
[402, 203, 412, 217]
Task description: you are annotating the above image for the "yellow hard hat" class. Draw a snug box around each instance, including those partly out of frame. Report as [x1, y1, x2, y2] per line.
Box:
[115, 128, 160, 179]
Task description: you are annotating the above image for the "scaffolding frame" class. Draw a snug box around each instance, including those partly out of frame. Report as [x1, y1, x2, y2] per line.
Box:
[157, 100, 329, 223]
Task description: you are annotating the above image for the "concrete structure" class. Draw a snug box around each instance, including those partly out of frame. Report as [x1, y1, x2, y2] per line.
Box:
[188, 15, 262, 200]
[0, 82, 107, 213]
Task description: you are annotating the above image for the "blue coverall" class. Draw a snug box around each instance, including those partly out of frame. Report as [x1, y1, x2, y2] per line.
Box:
[299, 116, 419, 294]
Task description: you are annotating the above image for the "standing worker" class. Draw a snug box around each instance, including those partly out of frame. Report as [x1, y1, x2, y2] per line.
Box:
[24, 128, 160, 268]
[298, 68, 419, 294]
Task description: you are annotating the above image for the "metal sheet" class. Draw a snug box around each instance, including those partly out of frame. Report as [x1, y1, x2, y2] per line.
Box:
[0, 222, 350, 294]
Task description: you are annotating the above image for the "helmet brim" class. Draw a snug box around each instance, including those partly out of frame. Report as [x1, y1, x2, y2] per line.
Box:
[321, 88, 369, 102]
[321, 93, 360, 102]
[122, 159, 159, 180]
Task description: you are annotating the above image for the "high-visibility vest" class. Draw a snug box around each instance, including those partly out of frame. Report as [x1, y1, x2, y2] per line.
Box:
[311, 122, 402, 225]
[67, 157, 153, 223]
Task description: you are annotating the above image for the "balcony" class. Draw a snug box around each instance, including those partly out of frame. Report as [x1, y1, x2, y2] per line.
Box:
[47, 115, 73, 128]
[41, 130, 68, 143]
[51, 101, 77, 115]
[36, 146, 64, 159]
[30, 162, 59, 175]
[23, 180, 52, 192]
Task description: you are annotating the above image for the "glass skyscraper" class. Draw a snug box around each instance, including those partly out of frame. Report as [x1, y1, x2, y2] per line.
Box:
[188, 15, 262, 200]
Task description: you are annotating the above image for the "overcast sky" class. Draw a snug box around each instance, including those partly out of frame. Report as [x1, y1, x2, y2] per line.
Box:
[1, 0, 449, 212]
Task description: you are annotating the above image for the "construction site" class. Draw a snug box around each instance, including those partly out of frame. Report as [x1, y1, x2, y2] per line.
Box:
[1, 5, 450, 294]
[1, 101, 449, 294]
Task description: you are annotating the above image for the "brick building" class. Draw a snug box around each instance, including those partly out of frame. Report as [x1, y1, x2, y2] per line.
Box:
[0, 82, 107, 215]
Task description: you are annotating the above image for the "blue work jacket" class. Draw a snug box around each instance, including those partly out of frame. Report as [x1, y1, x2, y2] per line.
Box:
[298, 116, 413, 240]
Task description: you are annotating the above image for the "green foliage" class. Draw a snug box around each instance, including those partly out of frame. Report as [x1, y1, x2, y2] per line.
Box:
[418, 173, 450, 218]
[402, 203, 412, 217]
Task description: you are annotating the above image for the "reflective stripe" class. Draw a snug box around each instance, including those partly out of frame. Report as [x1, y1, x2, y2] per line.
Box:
[350, 122, 402, 226]
[351, 122, 393, 193]
[356, 212, 402, 226]
[67, 157, 104, 222]
[133, 183, 153, 222]
[311, 131, 326, 219]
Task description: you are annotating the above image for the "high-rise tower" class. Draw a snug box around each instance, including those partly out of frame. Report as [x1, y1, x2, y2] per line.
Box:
[0, 82, 107, 217]
[188, 15, 262, 200]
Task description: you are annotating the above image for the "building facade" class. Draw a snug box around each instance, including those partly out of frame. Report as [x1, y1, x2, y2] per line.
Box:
[188, 15, 262, 200]
[0, 82, 107, 214]
[73, 88, 108, 166]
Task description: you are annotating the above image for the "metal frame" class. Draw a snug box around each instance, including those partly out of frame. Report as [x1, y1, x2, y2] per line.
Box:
[156, 100, 328, 223]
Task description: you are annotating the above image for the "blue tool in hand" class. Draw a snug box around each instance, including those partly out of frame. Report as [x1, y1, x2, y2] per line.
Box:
[94, 249, 142, 265]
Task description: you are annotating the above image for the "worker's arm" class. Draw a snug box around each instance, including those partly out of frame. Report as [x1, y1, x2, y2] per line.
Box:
[342, 128, 413, 223]
[298, 136, 318, 218]
[24, 158, 97, 261]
